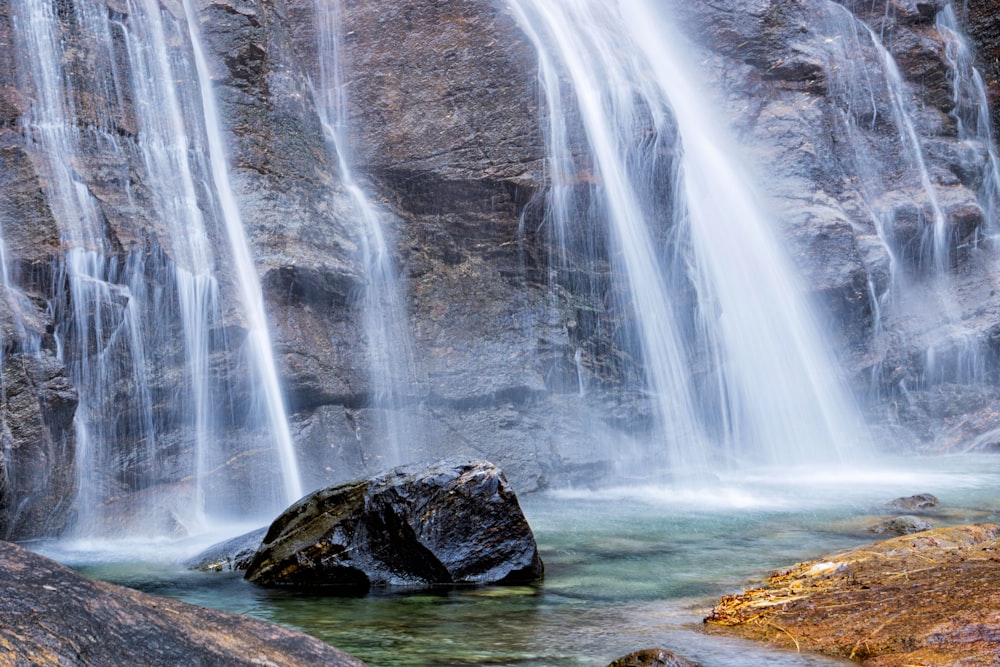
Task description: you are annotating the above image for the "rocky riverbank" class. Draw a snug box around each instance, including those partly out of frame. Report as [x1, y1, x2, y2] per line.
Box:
[705, 523, 1000, 665]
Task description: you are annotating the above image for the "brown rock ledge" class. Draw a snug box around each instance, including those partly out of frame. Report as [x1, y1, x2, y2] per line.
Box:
[705, 524, 1000, 666]
[0, 541, 366, 667]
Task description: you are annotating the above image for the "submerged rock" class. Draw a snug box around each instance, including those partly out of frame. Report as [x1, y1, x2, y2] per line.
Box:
[244, 459, 544, 589]
[884, 492, 940, 512]
[184, 526, 268, 572]
[706, 524, 1000, 666]
[867, 514, 934, 535]
[607, 648, 702, 667]
[0, 540, 366, 666]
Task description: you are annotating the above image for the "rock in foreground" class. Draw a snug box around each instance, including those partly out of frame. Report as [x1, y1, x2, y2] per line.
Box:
[245, 459, 544, 589]
[607, 648, 701, 666]
[705, 524, 1000, 666]
[0, 541, 366, 667]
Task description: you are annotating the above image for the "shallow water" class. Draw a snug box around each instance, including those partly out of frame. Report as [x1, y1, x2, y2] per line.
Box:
[40, 455, 1000, 667]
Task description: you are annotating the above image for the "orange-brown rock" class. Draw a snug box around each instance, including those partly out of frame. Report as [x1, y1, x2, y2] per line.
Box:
[705, 524, 1000, 666]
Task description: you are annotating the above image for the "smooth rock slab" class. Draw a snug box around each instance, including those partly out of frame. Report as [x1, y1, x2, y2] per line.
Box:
[244, 459, 544, 589]
[0, 540, 366, 666]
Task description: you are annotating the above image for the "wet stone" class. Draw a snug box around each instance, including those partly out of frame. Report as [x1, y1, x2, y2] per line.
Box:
[607, 648, 702, 667]
[244, 459, 544, 590]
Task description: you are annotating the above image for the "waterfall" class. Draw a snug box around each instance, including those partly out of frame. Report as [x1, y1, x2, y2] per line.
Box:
[508, 0, 870, 472]
[820, 2, 1000, 398]
[9, 0, 302, 536]
[312, 0, 417, 467]
[181, 0, 303, 505]
[11, 0, 158, 534]
[117, 0, 219, 530]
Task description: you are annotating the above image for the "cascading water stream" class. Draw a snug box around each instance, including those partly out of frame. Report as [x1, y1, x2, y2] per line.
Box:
[938, 5, 1000, 222]
[509, 0, 869, 472]
[509, 0, 709, 472]
[181, 0, 303, 506]
[312, 0, 417, 467]
[626, 0, 870, 465]
[868, 28, 950, 275]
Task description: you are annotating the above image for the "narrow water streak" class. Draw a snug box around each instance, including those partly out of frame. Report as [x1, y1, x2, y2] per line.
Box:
[313, 0, 417, 466]
[181, 0, 303, 505]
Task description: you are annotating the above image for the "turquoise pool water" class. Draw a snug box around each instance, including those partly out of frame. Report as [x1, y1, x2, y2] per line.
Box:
[43, 455, 1000, 666]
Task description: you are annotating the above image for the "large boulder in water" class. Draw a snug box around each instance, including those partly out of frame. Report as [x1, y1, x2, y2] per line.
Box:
[244, 459, 544, 589]
[0, 540, 366, 666]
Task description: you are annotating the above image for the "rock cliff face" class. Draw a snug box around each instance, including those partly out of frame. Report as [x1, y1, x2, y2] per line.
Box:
[2, 0, 1000, 537]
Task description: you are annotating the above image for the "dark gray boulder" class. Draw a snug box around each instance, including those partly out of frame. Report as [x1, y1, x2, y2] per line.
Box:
[244, 459, 544, 589]
[0, 540, 366, 666]
[607, 648, 702, 667]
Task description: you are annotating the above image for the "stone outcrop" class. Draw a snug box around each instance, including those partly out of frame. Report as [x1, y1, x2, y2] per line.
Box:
[0, 539, 366, 666]
[0, 349, 77, 539]
[705, 524, 1000, 666]
[867, 514, 934, 534]
[244, 459, 544, 589]
[885, 492, 940, 512]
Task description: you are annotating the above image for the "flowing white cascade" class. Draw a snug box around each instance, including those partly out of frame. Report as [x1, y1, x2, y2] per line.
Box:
[11, 0, 161, 533]
[181, 0, 303, 505]
[312, 1, 417, 466]
[923, 3, 1000, 387]
[117, 0, 221, 528]
[509, 0, 869, 471]
[10, 0, 303, 534]
[867, 26, 951, 274]
[823, 3, 951, 274]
